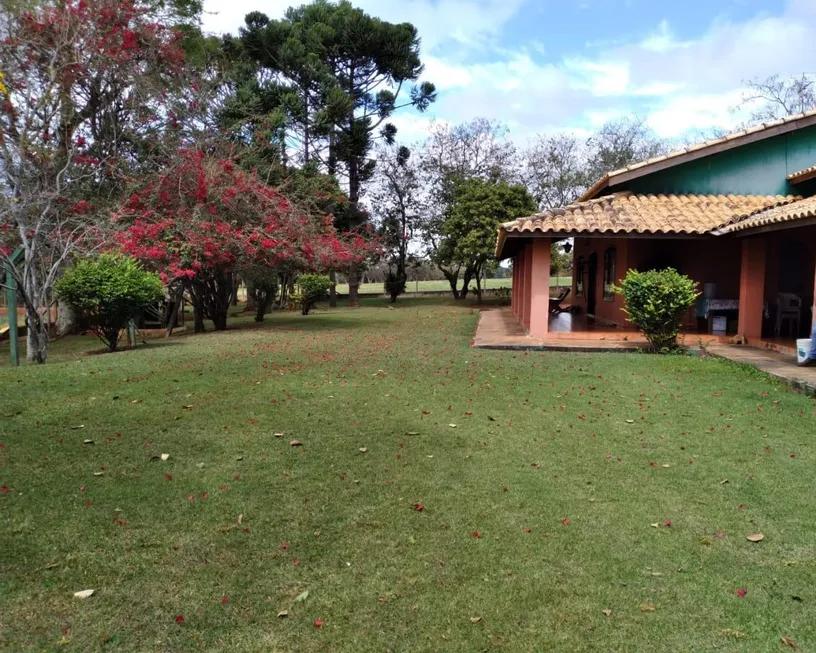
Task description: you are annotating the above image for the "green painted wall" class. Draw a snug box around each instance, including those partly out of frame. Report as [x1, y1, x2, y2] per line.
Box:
[622, 124, 816, 197]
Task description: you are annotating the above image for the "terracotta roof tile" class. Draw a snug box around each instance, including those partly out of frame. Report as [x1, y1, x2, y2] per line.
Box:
[787, 164, 816, 183]
[713, 195, 816, 234]
[495, 192, 802, 258]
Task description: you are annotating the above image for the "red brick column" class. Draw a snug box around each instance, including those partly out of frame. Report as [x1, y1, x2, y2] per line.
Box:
[529, 238, 552, 338]
[512, 255, 519, 318]
[522, 243, 533, 330]
[738, 238, 766, 342]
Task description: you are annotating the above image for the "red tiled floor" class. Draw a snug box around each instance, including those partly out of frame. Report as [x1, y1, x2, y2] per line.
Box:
[472, 307, 723, 351]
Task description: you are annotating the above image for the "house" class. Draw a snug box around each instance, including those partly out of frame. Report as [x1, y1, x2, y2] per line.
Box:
[496, 109, 816, 350]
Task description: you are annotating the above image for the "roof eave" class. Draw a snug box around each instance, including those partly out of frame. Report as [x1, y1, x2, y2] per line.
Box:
[579, 111, 816, 201]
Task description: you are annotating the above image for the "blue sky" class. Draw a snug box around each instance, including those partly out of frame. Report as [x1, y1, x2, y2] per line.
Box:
[202, 0, 816, 144]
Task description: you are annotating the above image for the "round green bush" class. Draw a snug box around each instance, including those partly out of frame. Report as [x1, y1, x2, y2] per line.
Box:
[55, 254, 164, 351]
[615, 268, 699, 352]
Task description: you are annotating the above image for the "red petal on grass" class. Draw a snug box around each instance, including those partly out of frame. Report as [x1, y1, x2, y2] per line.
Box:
[187, 495, 195, 502]
[293, 558, 301, 565]
[165, 473, 173, 481]
[525, 528, 531, 533]
[562, 518, 570, 526]
[314, 618, 323, 628]
[716, 530, 725, 538]
[472, 530, 482, 539]
[175, 615, 184, 624]
[664, 520, 672, 527]
[220, 484, 228, 491]
[737, 588, 747, 597]
[1, 486, 10, 494]
[220, 595, 230, 604]
[201, 492, 208, 499]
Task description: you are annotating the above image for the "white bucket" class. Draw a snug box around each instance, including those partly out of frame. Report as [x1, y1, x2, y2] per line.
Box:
[797, 339, 812, 364]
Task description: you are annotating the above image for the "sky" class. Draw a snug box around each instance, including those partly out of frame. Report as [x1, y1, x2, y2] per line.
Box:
[201, 0, 816, 146]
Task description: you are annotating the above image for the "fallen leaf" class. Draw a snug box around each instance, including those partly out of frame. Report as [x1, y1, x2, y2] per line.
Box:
[625, 419, 634, 424]
[196, 462, 205, 469]
[237, 514, 243, 524]
[93, 471, 104, 477]
[160, 453, 170, 461]
[274, 432, 284, 438]
[183, 404, 193, 409]
[746, 533, 765, 542]
[406, 431, 419, 436]
[650, 523, 659, 528]
[601, 609, 612, 617]
[290, 440, 303, 447]
[448, 423, 457, 428]
[469, 617, 482, 623]
[83, 439, 94, 445]
[359, 447, 368, 453]
[235, 455, 243, 461]
[661, 464, 670, 468]
[73, 589, 94, 599]
[277, 610, 289, 618]
[639, 602, 655, 612]
[781, 636, 799, 649]
[71, 425, 85, 430]
[295, 590, 309, 602]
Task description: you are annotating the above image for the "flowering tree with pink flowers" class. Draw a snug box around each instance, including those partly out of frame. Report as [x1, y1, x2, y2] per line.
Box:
[0, 0, 189, 362]
[118, 150, 374, 331]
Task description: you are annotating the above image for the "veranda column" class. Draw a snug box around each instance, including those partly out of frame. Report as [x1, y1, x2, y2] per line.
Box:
[522, 243, 533, 331]
[529, 238, 552, 338]
[738, 238, 766, 342]
[512, 255, 519, 317]
[517, 246, 527, 322]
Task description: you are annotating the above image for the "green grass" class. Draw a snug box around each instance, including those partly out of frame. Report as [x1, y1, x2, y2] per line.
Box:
[1, 298, 815, 652]
[335, 277, 571, 295]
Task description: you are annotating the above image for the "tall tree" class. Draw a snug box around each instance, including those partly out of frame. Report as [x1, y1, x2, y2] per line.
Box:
[238, 1, 436, 307]
[583, 116, 668, 184]
[370, 142, 419, 302]
[523, 133, 586, 209]
[441, 178, 536, 303]
[418, 118, 517, 299]
[739, 73, 816, 124]
[0, 0, 188, 362]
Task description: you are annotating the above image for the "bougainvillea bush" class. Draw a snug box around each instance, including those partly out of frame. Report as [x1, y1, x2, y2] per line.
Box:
[118, 150, 374, 330]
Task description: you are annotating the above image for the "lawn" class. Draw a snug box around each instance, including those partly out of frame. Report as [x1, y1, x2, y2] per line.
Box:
[334, 276, 571, 295]
[1, 298, 815, 652]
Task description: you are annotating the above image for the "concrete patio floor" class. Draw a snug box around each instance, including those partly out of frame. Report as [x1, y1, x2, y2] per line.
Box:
[473, 307, 816, 395]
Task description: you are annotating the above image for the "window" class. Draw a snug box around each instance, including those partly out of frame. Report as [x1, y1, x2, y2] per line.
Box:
[575, 257, 585, 297]
[603, 247, 616, 301]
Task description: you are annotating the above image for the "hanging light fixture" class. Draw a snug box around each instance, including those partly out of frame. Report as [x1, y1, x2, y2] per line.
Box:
[563, 241, 573, 254]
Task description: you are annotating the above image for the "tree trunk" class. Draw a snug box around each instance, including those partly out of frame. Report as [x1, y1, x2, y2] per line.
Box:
[192, 299, 206, 333]
[442, 269, 460, 300]
[460, 267, 474, 300]
[231, 276, 240, 306]
[56, 300, 77, 337]
[25, 310, 48, 363]
[474, 267, 483, 304]
[329, 270, 337, 308]
[245, 279, 256, 312]
[348, 263, 359, 307]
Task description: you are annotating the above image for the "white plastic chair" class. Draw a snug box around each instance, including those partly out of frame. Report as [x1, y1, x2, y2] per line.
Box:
[775, 293, 802, 337]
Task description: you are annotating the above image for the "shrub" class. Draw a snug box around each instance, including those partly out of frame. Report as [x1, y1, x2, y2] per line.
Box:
[384, 270, 406, 303]
[55, 255, 164, 351]
[298, 274, 331, 315]
[615, 268, 699, 352]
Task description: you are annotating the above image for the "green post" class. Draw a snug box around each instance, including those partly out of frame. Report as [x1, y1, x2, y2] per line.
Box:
[6, 247, 23, 367]
[6, 263, 18, 366]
